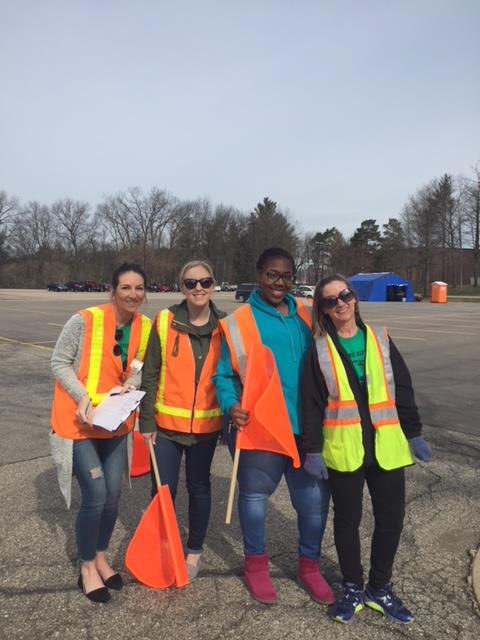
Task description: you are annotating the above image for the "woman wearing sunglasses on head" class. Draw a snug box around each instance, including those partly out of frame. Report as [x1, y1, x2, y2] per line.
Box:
[139, 260, 226, 580]
[301, 274, 432, 624]
[50, 263, 151, 603]
[214, 247, 333, 606]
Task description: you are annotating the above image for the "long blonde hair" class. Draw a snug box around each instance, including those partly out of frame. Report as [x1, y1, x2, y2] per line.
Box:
[178, 260, 215, 289]
[312, 274, 361, 337]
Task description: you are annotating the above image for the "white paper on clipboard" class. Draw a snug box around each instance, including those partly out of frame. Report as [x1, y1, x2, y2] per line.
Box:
[92, 390, 146, 432]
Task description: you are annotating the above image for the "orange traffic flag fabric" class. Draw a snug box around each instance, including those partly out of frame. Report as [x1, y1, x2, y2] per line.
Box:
[236, 341, 300, 468]
[125, 442, 188, 589]
[130, 431, 151, 477]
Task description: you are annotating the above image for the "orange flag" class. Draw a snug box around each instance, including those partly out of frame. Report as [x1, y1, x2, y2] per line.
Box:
[130, 431, 151, 477]
[237, 342, 300, 468]
[125, 442, 188, 589]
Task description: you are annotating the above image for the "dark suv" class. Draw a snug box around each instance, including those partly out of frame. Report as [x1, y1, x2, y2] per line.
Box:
[47, 282, 69, 292]
[235, 283, 257, 302]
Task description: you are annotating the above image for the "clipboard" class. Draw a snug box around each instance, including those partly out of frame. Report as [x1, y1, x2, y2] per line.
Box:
[92, 390, 146, 431]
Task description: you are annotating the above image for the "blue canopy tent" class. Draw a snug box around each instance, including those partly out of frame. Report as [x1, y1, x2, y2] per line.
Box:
[348, 272, 414, 302]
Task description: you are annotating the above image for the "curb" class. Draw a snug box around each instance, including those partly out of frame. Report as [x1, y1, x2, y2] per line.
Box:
[471, 546, 480, 609]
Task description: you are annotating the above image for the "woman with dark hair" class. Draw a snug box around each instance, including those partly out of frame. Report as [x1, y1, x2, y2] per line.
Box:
[50, 263, 151, 602]
[214, 247, 333, 605]
[302, 273, 432, 624]
[139, 260, 226, 580]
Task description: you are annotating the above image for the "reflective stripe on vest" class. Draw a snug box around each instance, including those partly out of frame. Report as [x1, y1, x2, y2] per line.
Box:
[155, 309, 222, 425]
[220, 298, 312, 381]
[83, 305, 151, 406]
[84, 306, 107, 405]
[138, 315, 151, 360]
[222, 312, 249, 380]
[316, 325, 413, 471]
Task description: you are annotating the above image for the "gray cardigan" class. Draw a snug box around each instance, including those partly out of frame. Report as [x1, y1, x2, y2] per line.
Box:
[50, 312, 142, 507]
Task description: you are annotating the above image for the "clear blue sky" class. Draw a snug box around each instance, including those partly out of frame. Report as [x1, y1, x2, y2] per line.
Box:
[1, 0, 479, 236]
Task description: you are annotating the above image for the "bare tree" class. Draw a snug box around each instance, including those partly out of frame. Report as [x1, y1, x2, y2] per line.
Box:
[464, 165, 480, 286]
[10, 201, 55, 283]
[0, 190, 19, 259]
[401, 181, 440, 295]
[51, 198, 91, 257]
[13, 201, 53, 255]
[96, 187, 175, 269]
[96, 196, 136, 251]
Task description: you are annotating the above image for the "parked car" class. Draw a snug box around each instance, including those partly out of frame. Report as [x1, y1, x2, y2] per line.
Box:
[220, 282, 236, 291]
[65, 281, 87, 292]
[298, 285, 315, 298]
[291, 287, 304, 298]
[235, 283, 257, 302]
[148, 283, 172, 292]
[46, 282, 69, 292]
[64, 280, 99, 292]
[83, 280, 102, 292]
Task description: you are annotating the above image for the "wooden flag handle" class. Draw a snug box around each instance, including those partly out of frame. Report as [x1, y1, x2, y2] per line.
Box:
[225, 446, 241, 525]
[148, 438, 162, 489]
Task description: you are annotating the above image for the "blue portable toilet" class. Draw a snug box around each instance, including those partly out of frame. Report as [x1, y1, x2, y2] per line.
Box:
[348, 272, 414, 302]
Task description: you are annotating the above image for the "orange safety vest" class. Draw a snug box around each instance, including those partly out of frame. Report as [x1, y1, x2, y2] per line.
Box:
[219, 298, 312, 382]
[316, 324, 413, 472]
[51, 303, 151, 440]
[154, 309, 223, 434]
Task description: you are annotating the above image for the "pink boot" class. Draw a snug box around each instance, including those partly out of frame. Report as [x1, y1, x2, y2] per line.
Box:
[244, 554, 278, 604]
[297, 556, 334, 604]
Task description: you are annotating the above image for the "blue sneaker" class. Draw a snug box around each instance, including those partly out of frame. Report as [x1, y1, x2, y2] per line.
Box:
[331, 582, 364, 623]
[364, 583, 414, 623]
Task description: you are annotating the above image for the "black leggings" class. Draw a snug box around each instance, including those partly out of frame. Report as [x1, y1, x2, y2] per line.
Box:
[328, 464, 405, 590]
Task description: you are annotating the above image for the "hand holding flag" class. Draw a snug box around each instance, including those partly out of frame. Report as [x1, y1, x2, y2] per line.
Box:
[225, 341, 300, 524]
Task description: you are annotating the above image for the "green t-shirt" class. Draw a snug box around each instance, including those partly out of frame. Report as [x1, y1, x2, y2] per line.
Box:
[117, 322, 131, 370]
[337, 329, 365, 384]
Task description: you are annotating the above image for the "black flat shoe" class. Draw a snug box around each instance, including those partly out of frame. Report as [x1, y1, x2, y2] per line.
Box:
[102, 573, 123, 590]
[77, 574, 111, 603]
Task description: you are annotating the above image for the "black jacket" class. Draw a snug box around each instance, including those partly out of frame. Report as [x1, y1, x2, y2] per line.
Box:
[301, 319, 423, 466]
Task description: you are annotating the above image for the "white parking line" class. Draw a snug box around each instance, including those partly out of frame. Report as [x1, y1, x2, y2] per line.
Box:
[390, 335, 427, 341]
[386, 326, 477, 336]
[0, 335, 53, 351]
[2, 307, 50, 315]
[47, 323, 64, 327]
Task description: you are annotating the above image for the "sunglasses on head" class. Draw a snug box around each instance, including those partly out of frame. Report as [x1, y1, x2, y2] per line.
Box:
[183, 277, 214, 290]
[113, 328, 123, 356]
[321, 288, 355, 310]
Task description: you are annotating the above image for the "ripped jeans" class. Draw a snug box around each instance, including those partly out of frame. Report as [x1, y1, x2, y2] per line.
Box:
[72, 436, 127, 562]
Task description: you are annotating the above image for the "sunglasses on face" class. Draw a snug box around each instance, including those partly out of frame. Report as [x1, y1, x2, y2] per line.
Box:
[183, 277, 214, 290]
[263, 271, 295, 285]
[113, 329, 123, 356]
[321, 288, 355, 310]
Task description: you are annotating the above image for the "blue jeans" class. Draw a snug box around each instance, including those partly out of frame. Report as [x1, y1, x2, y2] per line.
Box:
[72, 436, 127, 562]
[151, 435, 218, 552]
[227, 430, 330, 559]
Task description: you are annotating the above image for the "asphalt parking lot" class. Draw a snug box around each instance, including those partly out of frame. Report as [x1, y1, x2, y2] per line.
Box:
[0, 290, 479, 640]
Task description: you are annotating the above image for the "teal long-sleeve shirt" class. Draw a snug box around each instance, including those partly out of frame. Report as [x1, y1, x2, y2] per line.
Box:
[212, 289, 312, 435]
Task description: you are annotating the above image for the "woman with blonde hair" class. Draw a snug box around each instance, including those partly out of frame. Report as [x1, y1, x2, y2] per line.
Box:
[139, 260, 226, 579]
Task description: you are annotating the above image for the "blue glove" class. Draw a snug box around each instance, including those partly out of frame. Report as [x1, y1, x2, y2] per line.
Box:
[304, 453, 329, 480]
[409, 436, 432, 462]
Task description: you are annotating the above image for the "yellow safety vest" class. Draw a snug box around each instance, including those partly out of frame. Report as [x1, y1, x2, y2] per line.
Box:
[315, 325, 413, 471]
